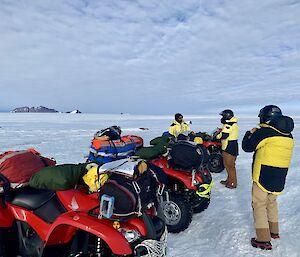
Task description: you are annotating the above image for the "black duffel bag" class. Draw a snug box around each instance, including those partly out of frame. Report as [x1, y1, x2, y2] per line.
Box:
[99, 169, 161, 216]
[169, 141, 208, 171]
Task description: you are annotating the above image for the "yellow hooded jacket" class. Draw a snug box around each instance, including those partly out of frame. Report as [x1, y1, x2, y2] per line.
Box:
[169, 120, 191, 137]
[242, 115, 294, 195]
[216, 116, 239, 156]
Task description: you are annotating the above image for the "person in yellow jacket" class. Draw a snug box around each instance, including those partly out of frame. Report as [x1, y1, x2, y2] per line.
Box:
[242, 105, 294, 250]
[216, 109, 239, 189]
[169, 113, 191, 137]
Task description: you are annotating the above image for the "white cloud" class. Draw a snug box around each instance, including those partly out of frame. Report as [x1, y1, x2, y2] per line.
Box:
[0, 0, 300, 114]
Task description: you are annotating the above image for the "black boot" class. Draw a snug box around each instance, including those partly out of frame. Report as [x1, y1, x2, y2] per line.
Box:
[251, 238, 272, 250]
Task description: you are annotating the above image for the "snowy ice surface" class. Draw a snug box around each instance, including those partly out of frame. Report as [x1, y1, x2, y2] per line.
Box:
[0, 113, 299, 257]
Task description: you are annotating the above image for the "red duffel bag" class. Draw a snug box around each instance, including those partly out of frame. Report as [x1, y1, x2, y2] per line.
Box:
[0, 148, 56, 184]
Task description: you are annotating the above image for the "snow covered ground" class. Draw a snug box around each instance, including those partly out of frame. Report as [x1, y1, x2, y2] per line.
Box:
[0, 113, 299, 257]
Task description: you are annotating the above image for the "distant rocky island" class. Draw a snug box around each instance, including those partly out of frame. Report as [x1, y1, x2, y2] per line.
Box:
[11, 106, 58, 113]
[11, 106, 82, 113]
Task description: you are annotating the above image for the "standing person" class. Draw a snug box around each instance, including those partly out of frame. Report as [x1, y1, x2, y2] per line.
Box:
[216, 109, 239, 189]
[169, 113, 190, 137]
[242, 105, 294, 250]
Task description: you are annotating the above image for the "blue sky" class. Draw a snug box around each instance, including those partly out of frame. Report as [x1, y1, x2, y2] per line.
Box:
[0, 0, 300, 115]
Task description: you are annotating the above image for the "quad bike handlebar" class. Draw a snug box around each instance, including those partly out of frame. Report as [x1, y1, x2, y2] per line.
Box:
[210, 128, 222, 140]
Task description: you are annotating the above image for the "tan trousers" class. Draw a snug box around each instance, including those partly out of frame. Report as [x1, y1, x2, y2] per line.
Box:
[222, 152, 237, 187]
[252, 182, 279, 241]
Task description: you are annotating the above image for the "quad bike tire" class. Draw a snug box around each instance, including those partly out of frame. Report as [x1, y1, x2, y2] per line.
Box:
[207, 153, 224, 173]
[162, 193, 193, 233]
[192, 195, 210, 214]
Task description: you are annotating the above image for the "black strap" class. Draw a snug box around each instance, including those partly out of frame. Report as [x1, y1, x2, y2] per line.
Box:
[96, 165, 101, 191]
[109, 140, 118, 159]
[142, 211, 157, 239]
[0, 174, 11, 208]
[39, 156, 49, 167]
[129, 138, 137, 152]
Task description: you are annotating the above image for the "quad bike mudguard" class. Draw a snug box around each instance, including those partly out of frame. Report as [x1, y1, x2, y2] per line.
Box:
[47, 212, 133, 255]
[8, 202, 133, 255]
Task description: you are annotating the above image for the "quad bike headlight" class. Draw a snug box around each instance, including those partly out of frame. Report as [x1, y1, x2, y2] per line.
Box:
[120, 228, 141, 243]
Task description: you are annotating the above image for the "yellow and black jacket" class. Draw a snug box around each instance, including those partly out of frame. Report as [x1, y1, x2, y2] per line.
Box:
[242, 115, 294, 195]
[216, 117, 239, 156]
[169, 120, 191, 137]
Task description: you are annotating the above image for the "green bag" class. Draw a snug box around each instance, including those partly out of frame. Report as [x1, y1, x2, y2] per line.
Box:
[136, 144, 167, 160]
[150, 135, 170, 146]
[194, 132, 211, 141]
[29, 163, 87, 190]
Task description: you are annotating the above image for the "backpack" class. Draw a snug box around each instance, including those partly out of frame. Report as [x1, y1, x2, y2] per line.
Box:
[0, 149, 56, 186]
[94, 126, 122, 140]
[169, 141, 208, 171]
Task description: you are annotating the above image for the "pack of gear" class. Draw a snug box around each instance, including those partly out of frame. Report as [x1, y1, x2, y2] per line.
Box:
[0, 149, 56, 190]
[94, 126, 122, 140]
[87, 134, 143, 164]
[29, 163, 88, 191]
[97, 159, 166, 217]
[168, 141, 209, 171]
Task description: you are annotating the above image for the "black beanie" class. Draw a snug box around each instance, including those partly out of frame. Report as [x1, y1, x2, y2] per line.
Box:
[175, 113, 183, 122]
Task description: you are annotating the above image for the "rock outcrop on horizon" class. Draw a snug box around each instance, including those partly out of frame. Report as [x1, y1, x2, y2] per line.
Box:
[11, 106, 58, 113]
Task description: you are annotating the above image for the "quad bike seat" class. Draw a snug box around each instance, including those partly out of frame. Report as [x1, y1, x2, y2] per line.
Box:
[9, 187, 55, 210]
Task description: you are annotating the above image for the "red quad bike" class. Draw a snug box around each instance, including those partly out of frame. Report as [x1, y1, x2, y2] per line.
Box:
[202, 129, 224, 173]
[150, 157, 213, 233]
[0, 174, 167, 257]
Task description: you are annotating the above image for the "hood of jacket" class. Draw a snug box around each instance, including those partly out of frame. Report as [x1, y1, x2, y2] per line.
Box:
[259, 115, 294, 134]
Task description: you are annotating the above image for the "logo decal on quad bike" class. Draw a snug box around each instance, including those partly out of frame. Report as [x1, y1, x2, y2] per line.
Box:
[68, 196, 79, 211]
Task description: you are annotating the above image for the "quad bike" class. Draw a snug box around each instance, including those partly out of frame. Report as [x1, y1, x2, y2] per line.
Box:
[202, 129, 224, 173]
[203, 140, 224, 173]
[150, 157, 213, 233]
[0, 174, 167, 257]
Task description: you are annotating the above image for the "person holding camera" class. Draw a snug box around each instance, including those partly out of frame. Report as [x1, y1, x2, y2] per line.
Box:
[242, 105, 294, 250]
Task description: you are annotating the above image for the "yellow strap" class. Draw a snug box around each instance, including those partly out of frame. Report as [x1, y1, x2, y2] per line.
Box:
[195, 179, 214, 198]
